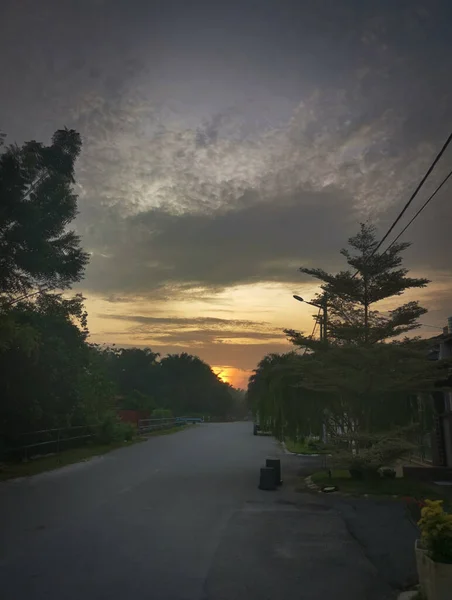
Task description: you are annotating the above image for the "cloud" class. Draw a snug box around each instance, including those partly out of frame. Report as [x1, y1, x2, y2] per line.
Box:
[99, 315, 268, 328]
[78, 187, 361, 297]
[89, 313, 290, 372]
[3, 0, 452, 371]
[97, 314, 284, 346]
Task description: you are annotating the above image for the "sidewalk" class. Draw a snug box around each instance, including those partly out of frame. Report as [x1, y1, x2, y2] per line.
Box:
[288, 455, 419, 595]
[324, 494, 419, 590]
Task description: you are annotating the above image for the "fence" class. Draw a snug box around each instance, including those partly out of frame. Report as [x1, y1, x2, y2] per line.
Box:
[1, 425, 96, 461]
[137, 417, 186, 434]
[1, 417, 199, 462]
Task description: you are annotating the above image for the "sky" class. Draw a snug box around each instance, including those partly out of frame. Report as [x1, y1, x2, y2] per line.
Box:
[2, 0, 452, 388]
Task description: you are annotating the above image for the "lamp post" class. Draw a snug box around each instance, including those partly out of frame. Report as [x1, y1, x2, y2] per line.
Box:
[293, 294, 328, 346]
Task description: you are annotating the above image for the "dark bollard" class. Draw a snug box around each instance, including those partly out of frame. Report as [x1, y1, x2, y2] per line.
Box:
[266, 458, 282, 485]
[258, 467, 277, 490]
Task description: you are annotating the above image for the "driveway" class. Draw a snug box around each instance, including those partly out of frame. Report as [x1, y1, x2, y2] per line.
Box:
[0, 422, 396, 599]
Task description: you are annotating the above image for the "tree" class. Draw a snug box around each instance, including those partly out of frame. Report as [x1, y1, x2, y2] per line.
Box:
[99, 348, 235, 418]
[227, 386, 248, 420]
[0, 294, 114, 443]
[0, 128, 89, 300]
[284, 223, 446, 434]
[101, 347, 160, 410]
[287, 223, 429, 349]
[287, 342, 441, 434]
[159, 353, 233, 417]
[247, 352, 325, 440]
[0, 128, 117, 453]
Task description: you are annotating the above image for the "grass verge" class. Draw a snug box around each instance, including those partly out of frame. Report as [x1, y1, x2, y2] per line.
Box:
[0, 424, 189, 482]
[311, 469, 448, 501]
[285, 439, 327, 455]
[141, 424, 189, 437]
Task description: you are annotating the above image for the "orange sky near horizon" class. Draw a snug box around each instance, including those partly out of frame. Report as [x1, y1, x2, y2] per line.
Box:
[82, 271, 452, 390]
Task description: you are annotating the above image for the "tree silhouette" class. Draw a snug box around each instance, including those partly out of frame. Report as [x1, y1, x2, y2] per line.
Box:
[0, 128, 89, 299]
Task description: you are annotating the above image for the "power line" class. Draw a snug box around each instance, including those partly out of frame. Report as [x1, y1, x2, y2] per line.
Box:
[382, 168, 452, 255]
[418, 323, 444, 330]
[305, 134, 452, 333]
[349, 131, 452, 281]
[372, 131, 452, 256]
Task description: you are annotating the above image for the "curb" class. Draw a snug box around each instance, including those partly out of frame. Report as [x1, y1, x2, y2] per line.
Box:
[397, 589, 419, 599]
[305, 476, 321, 492]
[282, 441, 323, 457]
[303, 476, 404, 500]
[304, 476, 340, 495]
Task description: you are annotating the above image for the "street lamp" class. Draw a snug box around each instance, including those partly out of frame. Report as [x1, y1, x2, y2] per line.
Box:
[293, 295, 321, 308]
[293, 294, 328, 345]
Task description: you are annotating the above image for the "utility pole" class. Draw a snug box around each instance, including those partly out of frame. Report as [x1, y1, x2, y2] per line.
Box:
[322, 295, 328, 348]
[293, 293, 328, 347]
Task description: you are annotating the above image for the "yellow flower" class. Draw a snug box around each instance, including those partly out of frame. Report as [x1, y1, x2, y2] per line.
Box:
[425, 500, 443, 508]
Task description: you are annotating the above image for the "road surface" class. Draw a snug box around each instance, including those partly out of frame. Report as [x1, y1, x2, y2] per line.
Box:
[0, 422, 395, 599]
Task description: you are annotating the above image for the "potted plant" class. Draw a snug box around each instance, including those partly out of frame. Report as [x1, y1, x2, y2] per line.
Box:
[416, 499, 452, 600]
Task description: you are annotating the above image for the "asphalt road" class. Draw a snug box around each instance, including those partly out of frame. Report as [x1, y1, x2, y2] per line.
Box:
[0, 422, 396, 600]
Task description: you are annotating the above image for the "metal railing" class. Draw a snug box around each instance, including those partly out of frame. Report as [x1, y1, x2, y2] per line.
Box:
[137, 417, 185, 434]
[1, 425, 97, 461]
[2, 416, 200, 461]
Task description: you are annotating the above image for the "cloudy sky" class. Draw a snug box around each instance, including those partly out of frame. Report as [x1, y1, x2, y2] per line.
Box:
[2, 0, 452, 387]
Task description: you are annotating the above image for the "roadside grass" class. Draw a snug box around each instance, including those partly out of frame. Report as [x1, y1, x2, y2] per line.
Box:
[285, 438, 327, 455]
[141, 424, 189, 437]
[0, 424, 189, 482]
[311, 469, 448, 501]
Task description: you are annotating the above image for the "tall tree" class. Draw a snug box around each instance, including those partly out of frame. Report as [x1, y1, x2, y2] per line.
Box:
[0, 294, 114, 443]
[284, 224, 447, 434]
[247, 352, 325, 440]
[101, 347, 160, 411]
[159, 353, 233, 417]
[0, 128, 89, 300]
[287, 223, 429, 349]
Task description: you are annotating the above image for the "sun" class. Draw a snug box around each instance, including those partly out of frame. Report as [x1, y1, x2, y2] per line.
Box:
[213, 366, 233, 385]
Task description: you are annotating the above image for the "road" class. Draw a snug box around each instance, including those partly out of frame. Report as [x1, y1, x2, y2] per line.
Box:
[0, 422, 395, 600]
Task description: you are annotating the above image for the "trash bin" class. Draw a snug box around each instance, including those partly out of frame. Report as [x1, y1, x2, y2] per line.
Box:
[258, 466, 277, 490]
[266, 458, 282, 485]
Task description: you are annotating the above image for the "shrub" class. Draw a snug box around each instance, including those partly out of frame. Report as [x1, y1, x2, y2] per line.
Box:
[418, 500, 452, 563]
[120, 422, 136, 442]
[152, 408, 173, 419]
[92, 413, 136, 444]
[329, 429, 414, 479]
[306, 437, 327, 452]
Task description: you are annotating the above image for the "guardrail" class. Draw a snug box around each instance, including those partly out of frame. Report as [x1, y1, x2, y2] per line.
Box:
[1, 417, 203, 461]
[137, 418, 179, 434]
[137, 416, 204, 434]
[1, 425, 97, 461]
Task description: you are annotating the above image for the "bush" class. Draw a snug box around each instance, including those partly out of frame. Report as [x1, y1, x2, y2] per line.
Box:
[93, 413, 136, 444]
[120, 422, 136, 442]
[306, 437, 325, 452]
[329, 429, 414, 479]
[152, 408, 173, 419]
[418, 500, 452, 563]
